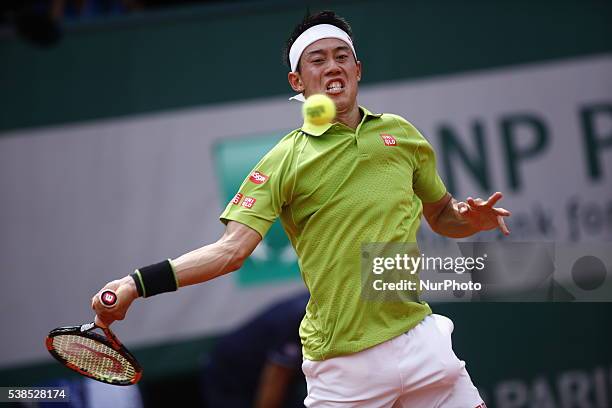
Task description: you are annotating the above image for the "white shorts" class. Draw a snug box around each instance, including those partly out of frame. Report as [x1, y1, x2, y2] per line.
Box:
[302, 314, 486, 408]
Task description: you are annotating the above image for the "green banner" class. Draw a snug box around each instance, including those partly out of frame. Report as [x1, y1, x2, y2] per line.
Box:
[213, 133, 301, 286]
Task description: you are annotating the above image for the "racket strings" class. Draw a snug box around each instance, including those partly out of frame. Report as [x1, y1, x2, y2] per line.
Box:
[51, 334, 136, 382]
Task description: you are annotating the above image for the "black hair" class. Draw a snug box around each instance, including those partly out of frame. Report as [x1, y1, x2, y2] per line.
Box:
[283, 10, 354, 71]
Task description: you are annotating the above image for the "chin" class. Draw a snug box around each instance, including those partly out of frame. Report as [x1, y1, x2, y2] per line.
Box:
[332, 95, 353, 111]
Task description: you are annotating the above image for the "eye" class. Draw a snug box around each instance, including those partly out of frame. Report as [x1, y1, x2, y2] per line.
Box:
[337, 54, 348, 61]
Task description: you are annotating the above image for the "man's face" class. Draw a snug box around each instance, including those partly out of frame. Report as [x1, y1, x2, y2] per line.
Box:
[290, 38, 361, 113]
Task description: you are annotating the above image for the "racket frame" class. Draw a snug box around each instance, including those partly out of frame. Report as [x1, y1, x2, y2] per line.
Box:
[45, 323, 143, 386]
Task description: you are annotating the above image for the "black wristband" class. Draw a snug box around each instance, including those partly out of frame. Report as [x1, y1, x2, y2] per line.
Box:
[130, 272, 145, 297]
[134, 259, 178, 298]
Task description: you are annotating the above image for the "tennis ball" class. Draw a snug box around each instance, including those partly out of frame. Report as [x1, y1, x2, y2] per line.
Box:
[303, 94, 336, 126]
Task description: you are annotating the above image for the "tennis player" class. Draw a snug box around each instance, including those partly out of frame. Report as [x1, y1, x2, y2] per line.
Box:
[93, 10, 509, 407]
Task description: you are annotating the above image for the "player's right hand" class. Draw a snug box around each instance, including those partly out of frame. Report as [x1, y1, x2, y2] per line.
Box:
[91, 276, 138, 327]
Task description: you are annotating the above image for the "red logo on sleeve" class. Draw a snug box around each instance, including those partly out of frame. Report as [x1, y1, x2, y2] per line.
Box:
[380, 134, 397, 146]
[249, 171, 269, 185]
[231, 193, 243, 205]
[241, 197, 256, 209]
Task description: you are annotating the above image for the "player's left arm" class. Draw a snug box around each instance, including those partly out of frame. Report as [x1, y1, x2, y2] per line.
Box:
[423, 191, 511, 238]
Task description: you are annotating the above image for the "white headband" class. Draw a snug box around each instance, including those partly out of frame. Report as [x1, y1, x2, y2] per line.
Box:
[289, 24, 357, 72]
[289, 24, 356, 72]
[288, 24, 357, 102]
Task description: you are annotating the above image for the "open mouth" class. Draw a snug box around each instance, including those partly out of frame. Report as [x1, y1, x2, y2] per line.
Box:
[325, 80, 345, 95]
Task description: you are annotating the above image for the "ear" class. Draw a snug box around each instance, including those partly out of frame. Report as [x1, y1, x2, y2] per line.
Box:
[288, 71, 304, 92]
[356, 60, 362, 82]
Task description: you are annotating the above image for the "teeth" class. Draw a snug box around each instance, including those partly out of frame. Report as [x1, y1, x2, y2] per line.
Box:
[327, 81, 343, 90]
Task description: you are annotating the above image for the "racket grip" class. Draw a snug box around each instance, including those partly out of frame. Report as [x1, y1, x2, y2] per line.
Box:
[95, 289, 118, 329]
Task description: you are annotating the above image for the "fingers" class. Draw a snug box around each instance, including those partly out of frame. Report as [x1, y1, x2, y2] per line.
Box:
[92, 299, 125, 327]
[91, 280, 127, 327]
[94, 315, 108, 328]
[90, 295, 110, 327]
[457, 201, 470, 214]
[467, 192, 504, 208]
[486, 192, 503, 207]
[466, 196, 486, 208]
[92, 294, 118, 327]
[493, 207, 512, 217]
[497, 215, 510, 236]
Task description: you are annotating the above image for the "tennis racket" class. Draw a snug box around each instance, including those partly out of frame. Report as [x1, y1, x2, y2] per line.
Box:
[45, 289, 143, 386]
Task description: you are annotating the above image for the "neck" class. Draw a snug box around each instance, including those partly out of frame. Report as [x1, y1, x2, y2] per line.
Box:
[335, 103, 361, 130]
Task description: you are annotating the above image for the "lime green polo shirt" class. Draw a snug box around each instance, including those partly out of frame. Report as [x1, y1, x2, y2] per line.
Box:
[220, 106, 447, 360]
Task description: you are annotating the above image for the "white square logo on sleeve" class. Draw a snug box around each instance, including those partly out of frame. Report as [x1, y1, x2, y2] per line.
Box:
[242, 196, 257, 208]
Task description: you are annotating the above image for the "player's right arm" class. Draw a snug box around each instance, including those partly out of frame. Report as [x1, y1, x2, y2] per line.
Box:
[92, 220, 261, 325]
[93, 134, 295, 326]
[172, 220, 262, 286]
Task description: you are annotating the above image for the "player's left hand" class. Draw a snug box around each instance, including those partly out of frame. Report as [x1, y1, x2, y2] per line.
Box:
[457, 191, 511, 235]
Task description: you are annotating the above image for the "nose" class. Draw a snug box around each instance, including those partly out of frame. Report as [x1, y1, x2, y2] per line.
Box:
[324, 58, 342, 75]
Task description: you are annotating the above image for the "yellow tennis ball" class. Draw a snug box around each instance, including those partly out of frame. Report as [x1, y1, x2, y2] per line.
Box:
[303, 94, 336, 126]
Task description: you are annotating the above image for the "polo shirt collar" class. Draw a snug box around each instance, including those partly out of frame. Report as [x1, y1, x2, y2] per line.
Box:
[301, 106, 382, 137]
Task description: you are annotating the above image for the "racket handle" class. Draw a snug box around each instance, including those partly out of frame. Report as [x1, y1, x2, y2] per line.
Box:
[95, 289, 118, 329]
[99, 289, 118, 308]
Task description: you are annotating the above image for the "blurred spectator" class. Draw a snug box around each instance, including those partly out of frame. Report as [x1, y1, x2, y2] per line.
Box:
[0, 0, 258, 45]
[200, 292, 309, 408]
[1, 1, 62, 47]
[0, 0, 143, 47]
[50, 0, 143, 21]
